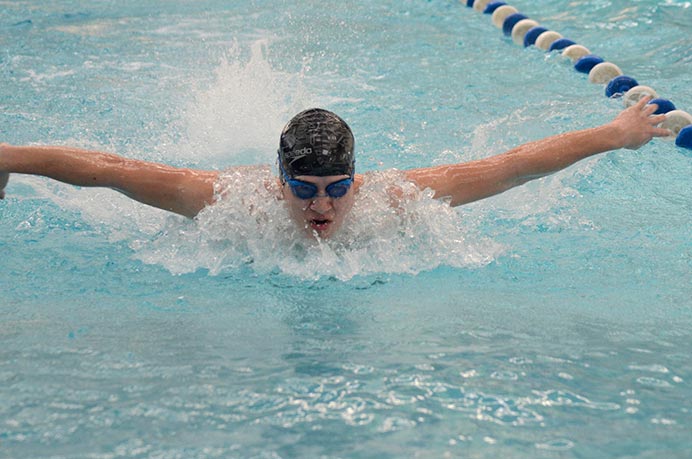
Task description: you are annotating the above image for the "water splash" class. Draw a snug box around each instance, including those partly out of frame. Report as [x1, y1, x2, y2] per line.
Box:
[171, 39, 316, 169]
[133, 168, 504, 280]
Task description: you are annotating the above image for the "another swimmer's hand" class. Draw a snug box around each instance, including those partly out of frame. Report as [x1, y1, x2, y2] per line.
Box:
[610, 95, 671, 150]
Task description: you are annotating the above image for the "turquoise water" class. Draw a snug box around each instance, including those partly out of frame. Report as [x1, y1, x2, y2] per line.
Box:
[1, 0, 691, 457]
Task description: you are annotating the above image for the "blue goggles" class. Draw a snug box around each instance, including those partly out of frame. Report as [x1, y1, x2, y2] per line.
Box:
[279, 162, 353, 200]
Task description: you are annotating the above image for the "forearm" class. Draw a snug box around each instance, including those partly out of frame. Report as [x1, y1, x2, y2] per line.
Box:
[406, 123, 624, 205]
[0, 144, 217, 217]
[1, 144, 146, 187]
[487, 97, 669, 189]
[499, 123, 624, 184]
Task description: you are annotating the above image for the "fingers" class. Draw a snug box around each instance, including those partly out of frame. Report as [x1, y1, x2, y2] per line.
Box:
[652, 126, 673, 138]
[634, 94, 653, 110]
[630, 96, 672, 137]
[649, 113, 667, 125]
[642, 102, 659, 116]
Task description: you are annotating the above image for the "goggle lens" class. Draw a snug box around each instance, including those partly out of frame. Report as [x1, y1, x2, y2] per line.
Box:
[287, 178, 352, 200]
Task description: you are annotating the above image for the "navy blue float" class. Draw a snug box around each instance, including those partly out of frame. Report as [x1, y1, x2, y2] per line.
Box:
[483, 2, 506, 14]
[548, 38, 576, 52]
[676, 125, 692, 150]
[503, 13, 528, 36]
[523, 26, 548, 47]
[574, 55, 604, 74]
[605, 76, 639, 98]
[649, 98, 676, 114]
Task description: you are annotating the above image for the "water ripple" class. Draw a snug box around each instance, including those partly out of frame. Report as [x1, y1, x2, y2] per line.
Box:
[526, 390, 621, 411]
[636, 376, 673, 388]
[535, 438, 575, 451]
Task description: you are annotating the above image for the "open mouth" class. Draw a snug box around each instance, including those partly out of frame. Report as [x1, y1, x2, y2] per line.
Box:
[310, 219, 332, 232]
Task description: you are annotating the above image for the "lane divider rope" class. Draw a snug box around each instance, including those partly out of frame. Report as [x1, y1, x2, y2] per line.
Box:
[462, 0, 692, 151]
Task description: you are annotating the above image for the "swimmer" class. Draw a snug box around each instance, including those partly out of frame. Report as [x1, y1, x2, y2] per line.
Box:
[0, 96, 670, 239]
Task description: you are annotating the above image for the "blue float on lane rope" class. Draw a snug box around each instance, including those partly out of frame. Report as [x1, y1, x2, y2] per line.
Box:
[575, 55, 604, 74]
[649, 98, 676, 114]
[483, 2, 506, 14]
[548, 38, 576, 52]
[503, 13, 528, 36]
[675, 125, 692, 150]
[523, 26, 548, 47]
[605, 75, 639, 98]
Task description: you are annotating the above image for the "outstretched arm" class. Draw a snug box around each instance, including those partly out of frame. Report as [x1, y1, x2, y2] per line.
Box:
[0, 144, 218, 218]
[405, 96, 671, 207]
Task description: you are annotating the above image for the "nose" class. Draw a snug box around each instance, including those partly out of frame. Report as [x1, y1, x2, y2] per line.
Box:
[308, 196, 333, 214]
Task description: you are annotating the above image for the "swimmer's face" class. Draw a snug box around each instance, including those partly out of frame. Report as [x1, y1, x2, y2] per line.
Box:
[281, 174, 357, 239]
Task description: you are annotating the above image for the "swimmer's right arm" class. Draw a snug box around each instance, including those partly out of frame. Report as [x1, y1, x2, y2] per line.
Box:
[0, 144, 218, 218]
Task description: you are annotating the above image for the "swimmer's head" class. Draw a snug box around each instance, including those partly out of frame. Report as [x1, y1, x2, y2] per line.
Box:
[278, 108, 355, 179]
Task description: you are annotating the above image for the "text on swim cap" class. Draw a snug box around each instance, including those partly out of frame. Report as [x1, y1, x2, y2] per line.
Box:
[285, 147, 313, 158]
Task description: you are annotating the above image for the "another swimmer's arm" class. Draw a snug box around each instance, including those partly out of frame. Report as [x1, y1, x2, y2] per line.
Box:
[0, 143, 217, 218]
[405, 97, 671, 207]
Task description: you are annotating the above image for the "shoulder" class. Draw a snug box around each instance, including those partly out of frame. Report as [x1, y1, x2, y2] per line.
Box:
[213, 164, 280, 199]
[352, 169, 425, 205]
[354, 169, 413, 188]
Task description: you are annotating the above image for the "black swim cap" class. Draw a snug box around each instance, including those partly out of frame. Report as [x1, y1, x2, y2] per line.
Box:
[278, 108, 355, 178]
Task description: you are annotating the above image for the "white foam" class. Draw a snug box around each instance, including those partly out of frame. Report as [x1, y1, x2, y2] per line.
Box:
[132, 167, 504, 280]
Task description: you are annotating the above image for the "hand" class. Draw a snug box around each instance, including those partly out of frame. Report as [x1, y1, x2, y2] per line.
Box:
[611, 95, 672, 150]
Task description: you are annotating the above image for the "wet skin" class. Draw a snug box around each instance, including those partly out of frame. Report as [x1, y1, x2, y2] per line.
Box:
[280, 174, 361, 239]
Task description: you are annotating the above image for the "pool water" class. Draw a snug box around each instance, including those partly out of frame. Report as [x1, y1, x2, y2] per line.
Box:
[1, 1, 691, 457]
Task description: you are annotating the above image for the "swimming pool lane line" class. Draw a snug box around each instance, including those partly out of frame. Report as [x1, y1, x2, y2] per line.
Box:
[462, 0, 692, 151]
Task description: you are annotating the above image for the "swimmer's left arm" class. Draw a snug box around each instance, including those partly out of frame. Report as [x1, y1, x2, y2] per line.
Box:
[405, 97, 670, 207]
